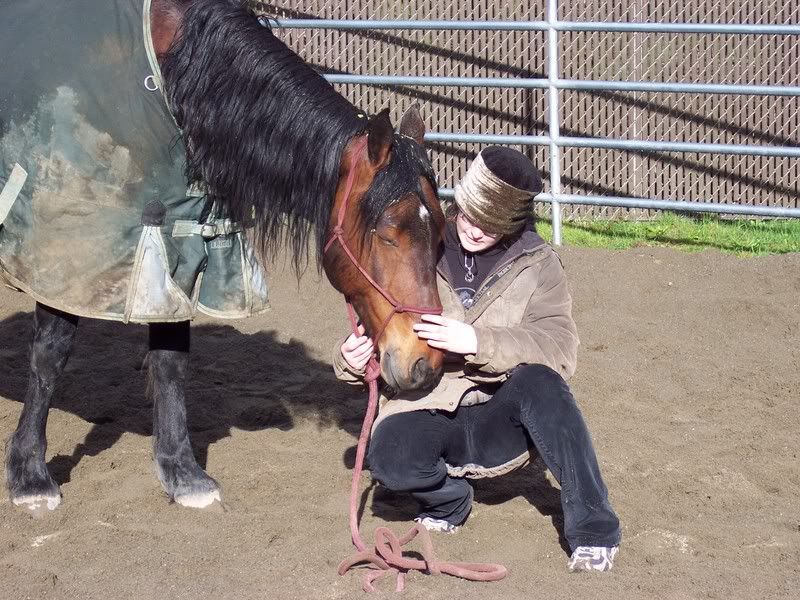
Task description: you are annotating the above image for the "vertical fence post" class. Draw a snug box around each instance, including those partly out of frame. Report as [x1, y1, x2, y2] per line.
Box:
[546, 0, 563, 245]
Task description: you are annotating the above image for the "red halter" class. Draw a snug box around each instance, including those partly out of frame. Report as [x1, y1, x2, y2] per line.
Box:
[325, 136, 506, 591]
[323, 136, 443, 357]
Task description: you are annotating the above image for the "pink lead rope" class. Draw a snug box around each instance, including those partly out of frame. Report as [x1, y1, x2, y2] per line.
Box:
[325, 137, 508, 592]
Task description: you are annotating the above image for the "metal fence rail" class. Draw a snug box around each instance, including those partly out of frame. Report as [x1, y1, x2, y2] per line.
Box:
[423, 133, 800, 158]
[269, 19, 800, 35]
[264, 1, 800, 242]
[321, 74, 800, 97]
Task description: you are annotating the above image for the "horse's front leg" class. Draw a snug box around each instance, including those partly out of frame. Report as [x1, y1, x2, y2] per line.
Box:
[6, 303, 79, 513]
[148, 322, 220, 508]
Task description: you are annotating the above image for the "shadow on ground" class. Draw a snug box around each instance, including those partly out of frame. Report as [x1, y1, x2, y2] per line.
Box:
[0, 310, 364, 487]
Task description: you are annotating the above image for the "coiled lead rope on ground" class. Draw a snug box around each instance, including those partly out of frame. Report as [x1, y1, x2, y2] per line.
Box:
[337, 304, 507, 593]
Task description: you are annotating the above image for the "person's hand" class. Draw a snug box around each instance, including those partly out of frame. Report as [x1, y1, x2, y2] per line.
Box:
[413, 314, 477, 355]
[341, 324, 374, 371]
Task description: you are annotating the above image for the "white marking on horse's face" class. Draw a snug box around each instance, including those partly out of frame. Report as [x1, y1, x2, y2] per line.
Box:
[414, 202, 433, 240]
[416, 203, 432, 236]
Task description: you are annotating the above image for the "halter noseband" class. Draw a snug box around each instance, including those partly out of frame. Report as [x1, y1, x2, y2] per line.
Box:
[323, 136, 443, 378]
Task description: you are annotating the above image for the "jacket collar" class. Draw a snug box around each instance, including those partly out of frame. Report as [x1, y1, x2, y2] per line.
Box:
[437, 223, 550, 321]
[498, 224, 547, 265]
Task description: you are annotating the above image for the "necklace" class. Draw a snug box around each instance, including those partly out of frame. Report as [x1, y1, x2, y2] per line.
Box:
[464, 252, 475, 283]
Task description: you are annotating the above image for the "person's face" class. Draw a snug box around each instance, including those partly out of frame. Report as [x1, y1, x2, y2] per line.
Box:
[455, 210, 501, 253]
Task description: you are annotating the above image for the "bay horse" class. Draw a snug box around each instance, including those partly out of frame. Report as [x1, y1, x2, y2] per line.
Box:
[1, 0, 445, 512]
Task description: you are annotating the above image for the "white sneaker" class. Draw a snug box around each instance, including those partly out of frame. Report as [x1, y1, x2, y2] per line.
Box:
[413, 516, 459, 534]
[567, 546, 618, 572]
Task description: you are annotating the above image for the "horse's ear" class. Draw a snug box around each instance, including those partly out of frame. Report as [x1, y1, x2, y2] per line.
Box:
[367, 108, 393, 167]
[399, 103, 426, 145]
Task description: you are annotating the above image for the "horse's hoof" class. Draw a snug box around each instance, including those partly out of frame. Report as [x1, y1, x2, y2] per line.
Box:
[174, 489, 222, 509]
[11, 493, 62, 517]
[156, 455, 221, 509]
[166, 469, 222, 509]
[6, 448, 62, 516]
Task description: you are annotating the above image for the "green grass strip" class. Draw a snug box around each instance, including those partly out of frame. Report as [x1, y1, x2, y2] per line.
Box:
[536, 213, 800, 256]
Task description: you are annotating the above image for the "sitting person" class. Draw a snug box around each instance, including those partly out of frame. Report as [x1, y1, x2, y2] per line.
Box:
[333, 146, 621, 572]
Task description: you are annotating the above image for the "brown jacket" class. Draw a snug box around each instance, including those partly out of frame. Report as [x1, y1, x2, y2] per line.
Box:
[332, 229, 579, 430]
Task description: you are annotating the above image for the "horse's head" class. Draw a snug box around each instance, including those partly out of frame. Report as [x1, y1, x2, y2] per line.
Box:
[323, 106, 445, 392]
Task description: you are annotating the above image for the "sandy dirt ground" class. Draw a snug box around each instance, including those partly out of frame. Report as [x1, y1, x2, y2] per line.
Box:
[0, 246, 798, 600]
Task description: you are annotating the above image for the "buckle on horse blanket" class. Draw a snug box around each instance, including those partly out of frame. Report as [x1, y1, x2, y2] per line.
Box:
[171, 219, 242, 239]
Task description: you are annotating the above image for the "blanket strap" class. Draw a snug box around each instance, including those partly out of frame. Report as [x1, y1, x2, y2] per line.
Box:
[171, 219, 241, 239]
[0, 164, 27, 226]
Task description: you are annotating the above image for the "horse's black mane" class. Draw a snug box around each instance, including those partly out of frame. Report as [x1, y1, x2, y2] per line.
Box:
[160, 0, 371, 270]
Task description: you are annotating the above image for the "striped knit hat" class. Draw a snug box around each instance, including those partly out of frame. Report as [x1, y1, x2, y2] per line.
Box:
[454, 146, 543, 235]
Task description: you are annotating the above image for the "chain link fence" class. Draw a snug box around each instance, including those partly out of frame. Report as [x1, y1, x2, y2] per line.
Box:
[252, 1, 799, 220]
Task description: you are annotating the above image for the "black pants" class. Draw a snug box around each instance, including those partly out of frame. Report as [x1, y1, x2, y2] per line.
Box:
[368, 364, 621, 550]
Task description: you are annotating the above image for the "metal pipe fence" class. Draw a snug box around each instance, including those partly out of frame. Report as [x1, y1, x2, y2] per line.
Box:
[266, 3, 800, 242]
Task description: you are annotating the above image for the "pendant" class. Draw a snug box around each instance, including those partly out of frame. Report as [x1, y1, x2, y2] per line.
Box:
[464, 252, 475, 283]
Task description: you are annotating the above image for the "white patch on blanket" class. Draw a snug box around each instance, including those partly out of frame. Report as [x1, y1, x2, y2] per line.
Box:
[129, 226, 193, 320]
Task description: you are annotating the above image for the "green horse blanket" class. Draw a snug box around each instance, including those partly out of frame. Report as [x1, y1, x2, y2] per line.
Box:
[0, 0, 268, 322]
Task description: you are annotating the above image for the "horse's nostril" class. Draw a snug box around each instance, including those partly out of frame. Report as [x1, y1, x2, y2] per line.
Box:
[411, 357, 434, 387]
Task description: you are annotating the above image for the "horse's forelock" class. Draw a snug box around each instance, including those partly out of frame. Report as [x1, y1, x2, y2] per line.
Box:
[359, 135, 439, 236]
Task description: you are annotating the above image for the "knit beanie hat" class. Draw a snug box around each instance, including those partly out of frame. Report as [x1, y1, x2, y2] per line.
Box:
[454, 146, 543, 235]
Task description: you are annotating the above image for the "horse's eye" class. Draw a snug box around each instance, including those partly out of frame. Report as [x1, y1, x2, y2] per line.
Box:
[373, 229, 398, 247]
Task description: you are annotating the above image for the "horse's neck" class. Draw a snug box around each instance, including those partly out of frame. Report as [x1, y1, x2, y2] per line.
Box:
[150, 0, 192, 57]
